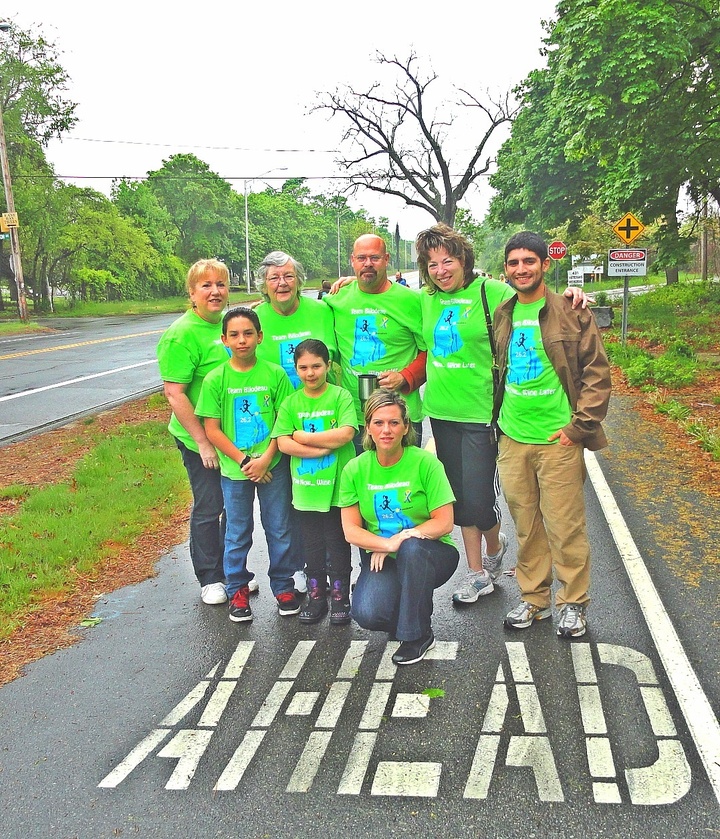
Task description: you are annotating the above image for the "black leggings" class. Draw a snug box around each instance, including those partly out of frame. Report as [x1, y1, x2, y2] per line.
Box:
[296, 506, 352, 586]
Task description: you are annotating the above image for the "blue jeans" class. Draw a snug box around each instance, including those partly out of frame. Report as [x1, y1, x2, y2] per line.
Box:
[176, 439, 225, 587]
[351, 537, 459, 641]
[221, 457, 296, 598]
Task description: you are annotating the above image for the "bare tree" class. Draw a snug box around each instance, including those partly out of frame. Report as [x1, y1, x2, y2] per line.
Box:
[315, 52, 518, 226]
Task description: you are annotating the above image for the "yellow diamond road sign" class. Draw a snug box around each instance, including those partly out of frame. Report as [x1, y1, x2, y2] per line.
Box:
[613, 212, 645, 245]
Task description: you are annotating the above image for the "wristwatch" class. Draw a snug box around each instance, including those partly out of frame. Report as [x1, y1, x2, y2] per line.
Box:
[240, 454, 252, 467]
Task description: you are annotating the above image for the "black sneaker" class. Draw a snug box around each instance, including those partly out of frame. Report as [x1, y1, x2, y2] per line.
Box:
[329, 580, 351, 625]
[392, 631, 435, 665]
[276, 590, 301, 616]
[299, 579, 328, 624]
[228, 585, 252, 623]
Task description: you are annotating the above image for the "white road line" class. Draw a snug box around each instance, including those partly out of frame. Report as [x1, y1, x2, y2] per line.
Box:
[286, 731, 333, 792]
[359, 682, 392, 730]
[315, 682, 351, 728]
[338, 732, 377, 795]
[158, 729, 214, 790]
[337, 640, 368, 678]
[160, 681, 210, 726]
[286, 692, 320, 716]
[223, 641, 254, 679]
[214, 730, 266, 791]
[0, 360, 157, 403]
[279, 641, 315, 679]
[586, 450, 720, 805]
[98, 728, 170, 788]
[197, 681, 237, 728]
[251, 681, 293, 727]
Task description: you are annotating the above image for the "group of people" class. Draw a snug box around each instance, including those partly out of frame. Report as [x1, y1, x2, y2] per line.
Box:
[156, 225, 611, 666]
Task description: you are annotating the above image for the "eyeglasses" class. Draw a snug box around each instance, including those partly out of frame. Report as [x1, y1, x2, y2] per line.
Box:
[267, 273, 297, 286]
[352, 255, 385, 264]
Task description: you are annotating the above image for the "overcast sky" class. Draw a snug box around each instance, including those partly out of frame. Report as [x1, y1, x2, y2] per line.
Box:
[10, 0, 559, 238]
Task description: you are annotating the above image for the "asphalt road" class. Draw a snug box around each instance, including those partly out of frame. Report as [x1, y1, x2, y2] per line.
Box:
[0, 314, 175, 445]
[0, 306, 717, 836]
[0, 409, 718, 838]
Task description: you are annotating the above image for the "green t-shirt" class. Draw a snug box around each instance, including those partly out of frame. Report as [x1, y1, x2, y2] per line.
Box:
[324, 281, 426, 424]
[255, 297, 339, 389]
[499, 298, 571, 444]
[272, 383, 358, 512]
[421, 278, 514, 423]
[195, 358, 293, 480]
[338, 446, 456, 554]
[156, 309, 230, 452]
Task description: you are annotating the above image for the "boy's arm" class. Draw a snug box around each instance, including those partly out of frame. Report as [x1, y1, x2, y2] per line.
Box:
[245, 438, 278, 483]
[204, 417, 244, 463]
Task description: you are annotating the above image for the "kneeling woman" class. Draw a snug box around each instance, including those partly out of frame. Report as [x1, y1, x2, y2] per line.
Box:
[339, 390, 459, 665]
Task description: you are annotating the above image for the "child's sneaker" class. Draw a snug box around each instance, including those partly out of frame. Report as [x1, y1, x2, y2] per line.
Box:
[276, 591, 301, 616]
[329, 580, 351, 625]
[299, 579, 328, 624]
[228, 585, 252, 623]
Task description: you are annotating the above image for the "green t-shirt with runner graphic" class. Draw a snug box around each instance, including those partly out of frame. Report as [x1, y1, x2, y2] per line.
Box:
[156, 309, 230, 452]
[195, 358, 293, 480]
[421, 278, 513, 423]
[255, 297, 339, 389]
[324, 281, 426, 424]
[272, 383, 358, 512]
[338, 446, 456, 554]
[499, 297, 571, 444]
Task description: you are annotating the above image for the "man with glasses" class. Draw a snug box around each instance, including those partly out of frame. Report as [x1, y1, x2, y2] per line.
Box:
[255, 251, 339, 389]
[324, 234, 426, 445]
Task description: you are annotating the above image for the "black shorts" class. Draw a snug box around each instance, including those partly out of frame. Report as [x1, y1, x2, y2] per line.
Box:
[429, 417, 501, 531]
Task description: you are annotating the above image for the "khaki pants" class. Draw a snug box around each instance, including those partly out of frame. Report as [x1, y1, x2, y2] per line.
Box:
[497, 436, 591, 609]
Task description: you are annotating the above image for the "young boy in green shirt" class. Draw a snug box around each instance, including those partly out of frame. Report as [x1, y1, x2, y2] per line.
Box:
[273, 339, 357, 624]
[195, 307, 299, 622]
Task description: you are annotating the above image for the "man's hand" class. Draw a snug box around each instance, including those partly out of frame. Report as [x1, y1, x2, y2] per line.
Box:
[563, 286, 593, 309]
[548, 429, 576, 447]
[199, 440, 219, 470]
[377, 370, 405, 391]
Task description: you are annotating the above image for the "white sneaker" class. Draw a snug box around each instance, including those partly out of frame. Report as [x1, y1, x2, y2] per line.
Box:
[483, 532, 509, 581]
[452, 570, 494, 604]
[292, 570, 307, 595]
[247, 578, 259, 593]
[201, 582, 227, 605]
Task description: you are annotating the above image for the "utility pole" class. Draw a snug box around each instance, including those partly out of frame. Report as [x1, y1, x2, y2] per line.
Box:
[0, 22, 28, 321]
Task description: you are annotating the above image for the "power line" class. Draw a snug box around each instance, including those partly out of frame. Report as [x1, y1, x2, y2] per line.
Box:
[54, 137, 339, 154]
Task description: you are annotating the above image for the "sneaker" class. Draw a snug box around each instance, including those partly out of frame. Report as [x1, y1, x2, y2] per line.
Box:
[276, 591, 301, 616]
[228, 585, 252, 623]
[298, 579, 328, 624]
[247, 578, 259, 594]
[392, 631, 435, 665]
[557, 603, 587, 638]
[483, 532, 509, 581]
[504, 600, 552, 630]
[452, 570, 494, 604]
[329, 580, 351, 626]
[201, 582, 227, 605]
[292, 570, 307, 596]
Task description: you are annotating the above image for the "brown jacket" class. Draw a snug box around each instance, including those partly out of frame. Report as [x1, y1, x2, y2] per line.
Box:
[493, 290, 611, 450]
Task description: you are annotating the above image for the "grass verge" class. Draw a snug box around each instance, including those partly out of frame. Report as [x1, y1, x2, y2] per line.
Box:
[0, 400, 188, 642]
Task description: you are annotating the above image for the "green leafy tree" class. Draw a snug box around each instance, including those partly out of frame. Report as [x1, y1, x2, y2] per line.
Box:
[490, 0, 719, 281]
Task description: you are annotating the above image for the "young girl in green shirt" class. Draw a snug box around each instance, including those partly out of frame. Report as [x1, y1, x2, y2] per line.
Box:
[273, 339, 357, 624]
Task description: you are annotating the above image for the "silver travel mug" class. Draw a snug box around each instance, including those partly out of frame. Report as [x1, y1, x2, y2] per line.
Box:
[358, 373, 379, 408]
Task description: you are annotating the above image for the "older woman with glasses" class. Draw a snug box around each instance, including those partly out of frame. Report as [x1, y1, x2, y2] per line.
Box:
[255, 251, 339, 390]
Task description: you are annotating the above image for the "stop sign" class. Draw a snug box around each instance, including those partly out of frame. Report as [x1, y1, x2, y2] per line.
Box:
[548, 240, 567, 260]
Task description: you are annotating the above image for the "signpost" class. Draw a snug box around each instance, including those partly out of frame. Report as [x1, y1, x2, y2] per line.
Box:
[612, 212, 645, 245]
[548, 240, 566, 291]
[607, 248, 647, 277]
[611, 214, 646, 344]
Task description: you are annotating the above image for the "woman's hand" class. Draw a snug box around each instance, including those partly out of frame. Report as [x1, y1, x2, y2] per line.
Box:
[370, 551, 388, 571]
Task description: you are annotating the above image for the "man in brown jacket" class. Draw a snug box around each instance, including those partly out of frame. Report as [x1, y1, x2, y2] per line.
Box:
[493, 231, 611, 638]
